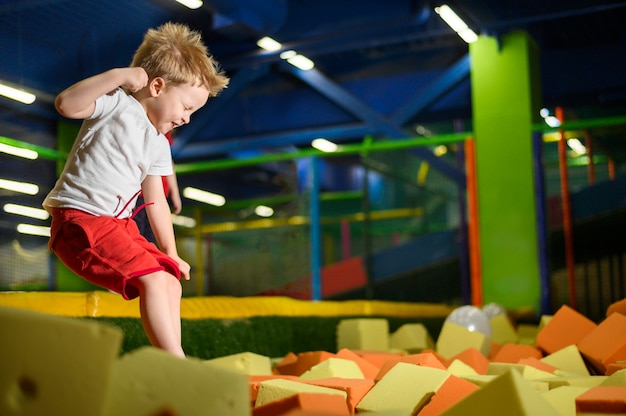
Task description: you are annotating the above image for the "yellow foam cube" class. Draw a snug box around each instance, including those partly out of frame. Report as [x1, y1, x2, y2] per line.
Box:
[517, 324, 539, 346]
[103, 347, 250, 415]
[205, 351, 272, 375]
[440, 370, 559, 415]
[255, 378, 346, 407]
[356, 362, 450, 414]
[542, 386, 590, 416]
[389, 323, 434, 352]
[600, 368, 626, 387]
[541, 345, 590, 376]
[436, 321, 490, 358]
[0, 306, 123, 416]
[490, 314, 519, 345]
[336, 318, 389, 351]
[299, 357, 364, 380]
[447, 359, 479, 377]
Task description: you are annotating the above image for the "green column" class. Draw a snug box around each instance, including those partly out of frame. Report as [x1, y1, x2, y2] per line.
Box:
[469, 31, 542, 311]
[54, 120, 100, 292]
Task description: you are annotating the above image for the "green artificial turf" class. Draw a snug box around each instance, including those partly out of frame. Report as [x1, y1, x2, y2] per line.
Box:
[87, 316, 446, 359]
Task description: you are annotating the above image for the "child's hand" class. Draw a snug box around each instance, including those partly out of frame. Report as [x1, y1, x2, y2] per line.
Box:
[172, 255, 191, 281]
[122, 67, 149, 93]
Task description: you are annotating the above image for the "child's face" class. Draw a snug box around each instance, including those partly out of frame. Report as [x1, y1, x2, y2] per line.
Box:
[148, 81, 210, 135]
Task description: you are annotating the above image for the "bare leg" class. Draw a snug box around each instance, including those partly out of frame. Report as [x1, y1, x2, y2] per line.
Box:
[134, 270, 185, 358]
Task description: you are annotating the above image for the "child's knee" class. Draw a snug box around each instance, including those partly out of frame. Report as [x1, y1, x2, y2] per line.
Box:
[135, 270, 180, 293]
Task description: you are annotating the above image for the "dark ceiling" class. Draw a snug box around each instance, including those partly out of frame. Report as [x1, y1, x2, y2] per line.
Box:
[1, 0, 626, 235]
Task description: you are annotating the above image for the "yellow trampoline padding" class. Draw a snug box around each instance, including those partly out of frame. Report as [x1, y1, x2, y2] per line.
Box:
[0, 291, 453, 319]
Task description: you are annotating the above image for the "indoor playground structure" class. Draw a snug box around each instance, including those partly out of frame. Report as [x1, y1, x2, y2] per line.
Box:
[1, 1, 626, 414]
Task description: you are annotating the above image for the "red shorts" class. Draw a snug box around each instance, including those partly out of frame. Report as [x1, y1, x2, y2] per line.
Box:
[48, 208, 181, 300]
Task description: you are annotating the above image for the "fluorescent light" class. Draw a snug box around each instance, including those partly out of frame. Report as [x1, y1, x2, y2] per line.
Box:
[311, 138, 338, 153]
[0, 178, 39, 195]
[182, 187, 226, 206]
[433, 145, 448, 156]
[567, 138, 587, 156]
[0, 83, 36, 104]
[171, 214, 197, 228]
[457, 28, 478, 43]
[280, 50, 297, 59]
[434, 4, 478, 44]
[0, 143, 38, 159]
[287, 54, 315, 70]
[280, 50, 315, 70]
[544, 116, 561, 128]
[4, 203, 49, 220]
[254, 205, 274, 217]
[175, 0, 202, 9]
[257, 36, 282, 51]
[17, 223, 50, 237]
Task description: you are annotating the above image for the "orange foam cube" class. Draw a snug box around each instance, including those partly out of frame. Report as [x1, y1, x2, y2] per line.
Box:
[299, 377, 374, 414]
[517, 357, 557, 374]
[578, 312, 626, 374]
[353, 350, 404, 368]
[606, 298, 626, 318]
[252, 392, 350, 416]
[335, 349, 380, 380]
[536, 305, 597, 354]
[250, 375, 299, 404]
[375, 352, 447, 381]
[417, 374, 479, 416]
[275, 351, 337, 376]
[491, 343, 543, 364]
[449, 347, 490, 375]
[575, 386, 626, 414]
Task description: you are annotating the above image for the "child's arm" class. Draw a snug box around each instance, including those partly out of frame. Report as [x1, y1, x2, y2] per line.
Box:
[55, 67, 148, 119]
[166, 163, 182, 215]
[142, 174, 191, 281]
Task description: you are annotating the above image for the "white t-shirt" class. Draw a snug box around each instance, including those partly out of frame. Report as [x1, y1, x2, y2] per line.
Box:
[43, 88, 173, 219]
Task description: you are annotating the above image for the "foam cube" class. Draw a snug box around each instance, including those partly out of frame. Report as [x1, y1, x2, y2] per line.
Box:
[449, 347, 490, 374]
[490, 314, 518, 345]
[356, 362, 450, 414]
[389, 323, 434, 352]
[541, 344, 590, 376]
[205, 351, 272, 375]
[374, 352, 447, 381]
[575, 386, 626, 414]
[252, 392, 349, 416]
[335, 349, 380, 379]
[299, 358, 364, 380]
[517, 324, 539, 346]
[606, 298, 626, 317]
[536, 305, 596, 354]
[600, 368, 626, 387]
[274, 351, 336, 376]
[440, 370, 559, 415]
[491, 343, 543, 364]
[417, 375, 478, 416]
[0, 306, 123, 416]
[255, 378, 346, 407]
[447, 359, 479, 377]
[577, 312, 626, 375]
[436, 321, 491, 358]
[336, 319, 389, 351]
[298, 377, 374, 414]
[541, 386, 590, 416]
[103, 346, 250, 416]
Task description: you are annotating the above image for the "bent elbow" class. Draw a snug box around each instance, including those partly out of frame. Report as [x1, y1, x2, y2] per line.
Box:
[54, 94, 71, 118]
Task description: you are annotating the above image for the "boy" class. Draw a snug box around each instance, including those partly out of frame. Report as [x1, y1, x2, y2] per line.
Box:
[43, 22, 229, 358]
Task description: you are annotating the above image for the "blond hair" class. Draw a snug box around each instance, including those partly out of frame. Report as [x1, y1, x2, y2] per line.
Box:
[131, 22, 229, 97]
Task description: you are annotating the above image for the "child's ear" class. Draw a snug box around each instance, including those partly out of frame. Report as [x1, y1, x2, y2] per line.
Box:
[149, 77, 165, 97]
